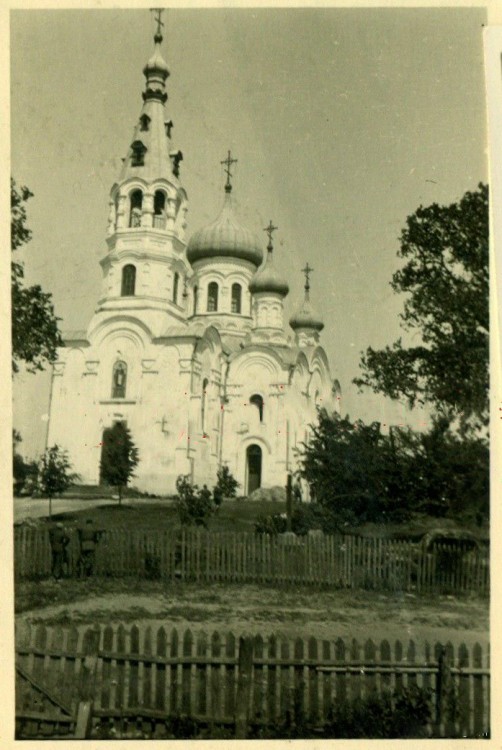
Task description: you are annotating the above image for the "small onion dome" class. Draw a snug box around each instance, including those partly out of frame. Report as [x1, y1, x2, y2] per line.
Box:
[289, 295, 324, 332]
[143, 35, 170, 79]
[249, 244, 289, 297]
[187, 192, 263, 267]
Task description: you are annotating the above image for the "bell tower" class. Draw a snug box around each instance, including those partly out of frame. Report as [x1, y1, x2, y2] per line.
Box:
[93, 11, 190, 336]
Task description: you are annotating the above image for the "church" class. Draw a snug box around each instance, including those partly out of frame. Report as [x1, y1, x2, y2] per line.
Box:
[46, 20, 340, 496]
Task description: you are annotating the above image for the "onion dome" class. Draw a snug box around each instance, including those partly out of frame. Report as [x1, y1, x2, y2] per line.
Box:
[142, 26, 169, 103]
[249, 226, 289, 297]
[186, 189, 263, 267]
[289, 263, 324, 332]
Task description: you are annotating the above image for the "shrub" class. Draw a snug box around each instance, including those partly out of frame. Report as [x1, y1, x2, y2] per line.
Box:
[175, 475, 214, 528]
[215, 465, 239, 498]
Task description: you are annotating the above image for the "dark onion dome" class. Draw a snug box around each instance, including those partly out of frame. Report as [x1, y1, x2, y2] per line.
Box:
[143, 32, 170, 79]
[289, 293, 324, 332]
[249, 243, 289, 297]
[186, 192, 263, 267]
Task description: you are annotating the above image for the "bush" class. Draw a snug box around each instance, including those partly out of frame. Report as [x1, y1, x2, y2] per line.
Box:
[258, 685, 432, 739]
[215, 465, 239, 499]
[175, 475, 214, 528]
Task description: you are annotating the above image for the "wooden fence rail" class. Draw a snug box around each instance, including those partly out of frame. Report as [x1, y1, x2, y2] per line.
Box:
[15, 623, 490, 739]
[14, 527, 489, 595]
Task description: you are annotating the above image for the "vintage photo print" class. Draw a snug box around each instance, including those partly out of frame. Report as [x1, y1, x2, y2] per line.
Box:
[6, 1, 498, 743]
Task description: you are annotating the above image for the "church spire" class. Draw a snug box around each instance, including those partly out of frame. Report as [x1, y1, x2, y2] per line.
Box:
[289, 262, 324, 339]
[143, 9, 170, 103]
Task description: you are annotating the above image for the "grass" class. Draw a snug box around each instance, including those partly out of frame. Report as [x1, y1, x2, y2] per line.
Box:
[38, 498, 286, 533]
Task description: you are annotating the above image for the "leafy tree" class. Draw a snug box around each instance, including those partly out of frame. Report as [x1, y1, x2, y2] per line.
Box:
[299, 411, 408, 528]
[11, 178, 63, 374]
[354, 184, 488, 434]
[12, 430, 38, 497]
[299, 410, 489, 527]
[215, 465, 239, 499]
[38, 445, 78, 517]
[175, 475, 215, 528]
[99, 423, 139, 505]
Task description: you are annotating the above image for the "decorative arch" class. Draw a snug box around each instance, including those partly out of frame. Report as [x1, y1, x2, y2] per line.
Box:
[112, 361, 127, 399]
[121, 264, 136, 296]
[129, 189, 143, 227]
[249, 393, 264, 422]
[207, 282, 219, 312]
[231, 283, 242, 314]
[153, 190, 167, 228]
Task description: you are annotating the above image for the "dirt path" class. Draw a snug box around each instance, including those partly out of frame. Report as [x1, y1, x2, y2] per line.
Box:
[16, 583, 489, 648]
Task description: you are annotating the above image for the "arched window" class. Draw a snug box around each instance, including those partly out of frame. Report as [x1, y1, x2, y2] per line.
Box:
[112, 361, 127, 399]
[231, 283, 242, 314]
[121, 264, 136, 296]
[129, 190, 143, 227]
[193, 285, 198, 315]
[207, 282, 218, 312]
[173, 272, 179, 304]
[153, 190, 166, 229]
[201, 378, 209, 434]
[250, 394, 264, 423]
[131, 140, 147, 167]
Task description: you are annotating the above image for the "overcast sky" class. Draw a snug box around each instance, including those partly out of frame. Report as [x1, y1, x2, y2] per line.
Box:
[11, 7, 487, 459]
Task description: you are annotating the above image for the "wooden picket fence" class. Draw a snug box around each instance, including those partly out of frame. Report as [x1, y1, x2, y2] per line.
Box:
[15, 622, 490, 739]
[14, 527, 489, 595]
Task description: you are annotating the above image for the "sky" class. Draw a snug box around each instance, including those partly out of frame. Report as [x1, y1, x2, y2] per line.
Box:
[10, 7, 488, 460]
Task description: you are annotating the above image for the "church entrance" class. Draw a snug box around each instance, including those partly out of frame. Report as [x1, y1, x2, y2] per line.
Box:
[246, 444, 262, 495]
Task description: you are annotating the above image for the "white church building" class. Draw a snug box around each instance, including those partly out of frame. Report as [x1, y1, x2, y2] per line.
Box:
[47, 22, 340, 496]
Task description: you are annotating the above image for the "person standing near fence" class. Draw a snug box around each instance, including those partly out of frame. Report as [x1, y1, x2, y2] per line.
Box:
[49, 522, 70, 580]
[77, 519, 102, 577]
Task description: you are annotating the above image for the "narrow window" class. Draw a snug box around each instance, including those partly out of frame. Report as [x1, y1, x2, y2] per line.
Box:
[129, 190, 143, 228]
[231, 283, 242, 314]
[154, 190, 166, 229]
[207, 282, 218, 312]
[139, 114, 150, 132]
[112, 361, 127, 399]
[131, 140, 147, 167]
[173, 272, 179, 304]
[250, 394, 264, 423]
[201, 378, 209, 434]
[121, 264, 136, 296]
[193, 285, 198, 315]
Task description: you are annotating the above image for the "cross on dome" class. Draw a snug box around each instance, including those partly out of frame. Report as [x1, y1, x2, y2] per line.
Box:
[264, 220, 278, 250]
[152, 8, 164, 43]
[302, 262, 314, 292]
[221, 150, 238, 193]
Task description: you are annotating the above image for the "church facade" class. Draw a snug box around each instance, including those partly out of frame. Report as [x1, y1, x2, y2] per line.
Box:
[47, 24, 340, 496]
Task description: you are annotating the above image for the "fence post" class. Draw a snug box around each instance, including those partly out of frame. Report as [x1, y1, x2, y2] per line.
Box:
[286, 474, 293, 533]
[435, 646, 452, 735]
[75, 701, 93, 738]
[235, 636, 254, 739]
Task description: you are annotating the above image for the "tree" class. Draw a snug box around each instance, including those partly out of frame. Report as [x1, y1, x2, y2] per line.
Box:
[353, 184, 489, 434]
[38, 445, 78, 517]
[299, 410, 489, 528]
[215, 465, 239, 499]
[174, 475, 214, 528]
[299, 411, 408, 529]
[12, 430, 38, 496]
[11, 178, 63, 374]
[99, 422, 139, 504]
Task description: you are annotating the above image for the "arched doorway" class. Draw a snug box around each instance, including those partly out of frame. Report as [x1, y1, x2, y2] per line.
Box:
[246, 444, 262, 495]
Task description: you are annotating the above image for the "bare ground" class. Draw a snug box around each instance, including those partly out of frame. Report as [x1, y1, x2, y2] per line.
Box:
[15, 579, 489, 647]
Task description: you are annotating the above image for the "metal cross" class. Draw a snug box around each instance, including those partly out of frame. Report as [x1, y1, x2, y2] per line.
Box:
[302, 262, 314, 290]
[151, 8, 164, 39]
[264, 220, 278, 247]
[221, 150, 238, 192]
